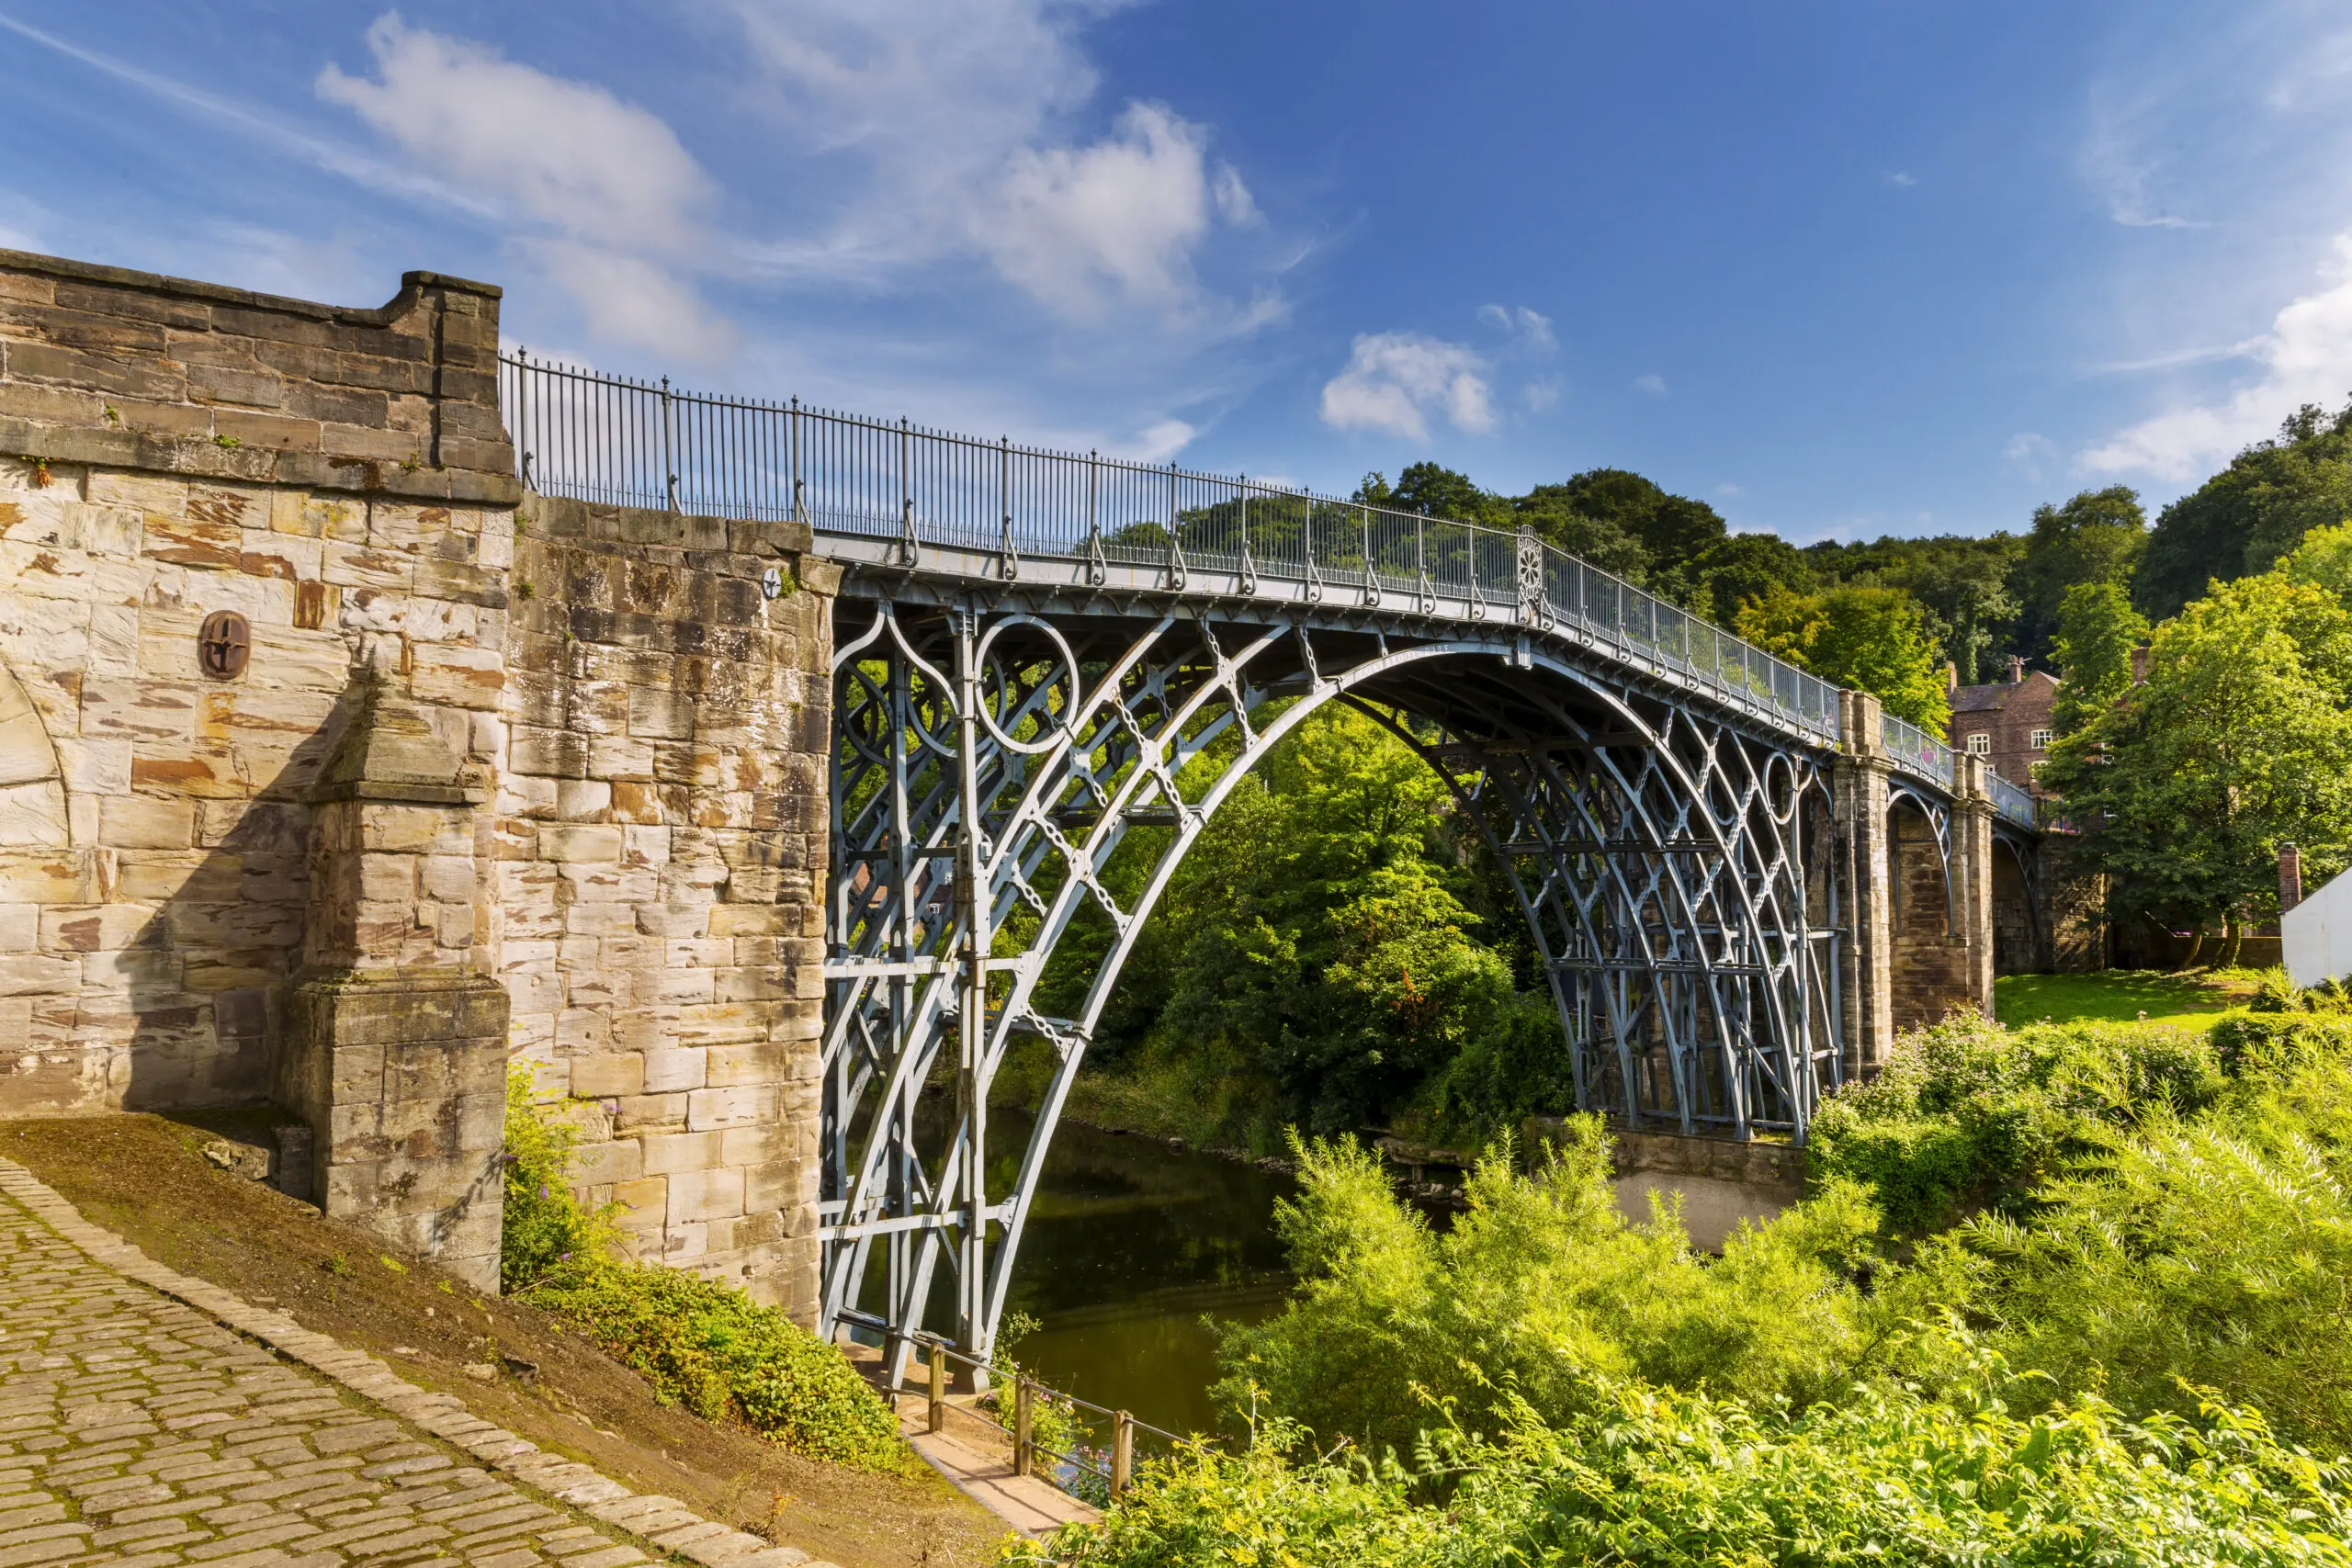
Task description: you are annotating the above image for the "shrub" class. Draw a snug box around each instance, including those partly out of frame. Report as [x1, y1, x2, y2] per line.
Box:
[501, 1063, 618, 1293]
[1012, 1350, 2352, 1567]
[524, 1257, 906, 1472]
[1213, 1121, 1882, 1457]
[500, 1066, 906, 1473]
[1809, 1010, 2226, 1233]
[1949, 1108, 2352, 1453]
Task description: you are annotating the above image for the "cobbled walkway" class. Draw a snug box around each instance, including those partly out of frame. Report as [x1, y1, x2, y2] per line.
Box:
[0, 1163, 837, 1568]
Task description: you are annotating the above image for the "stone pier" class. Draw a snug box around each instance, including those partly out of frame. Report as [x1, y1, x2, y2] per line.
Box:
[0, 248, 831, 1317]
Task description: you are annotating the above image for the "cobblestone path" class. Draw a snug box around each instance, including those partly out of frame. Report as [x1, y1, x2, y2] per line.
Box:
[0, 1181, 829, 1568]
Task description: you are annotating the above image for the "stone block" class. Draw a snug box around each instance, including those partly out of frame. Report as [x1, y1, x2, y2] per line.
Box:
[571, 1050, 643, 1097]
[97, 794, 194, 849]
[540, 822, 624, 863]
[640, 1128, 723, 1175]
[667, 1166, 745, 1224]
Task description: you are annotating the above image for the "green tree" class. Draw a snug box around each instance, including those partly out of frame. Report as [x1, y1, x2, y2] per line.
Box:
[1889, 537, 2025, 684]
[1357, 462, 1510, 527]
[2048, 581, 2150, 737]
[2135, 401, 2352, 620]
[2283, 520, 2352, 605]
[1543, 468, 1728, 602]
[2015, 486, 2147, 660]
[1737, 582, 1951, 731]
[1510, 486, 1650, 582]
[1683, 531, 1815, 628]
[2044, 570, 2352, 954]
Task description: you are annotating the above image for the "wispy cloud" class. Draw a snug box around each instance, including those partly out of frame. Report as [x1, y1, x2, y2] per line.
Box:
[318, 15, 731, 358]
[719, 0, 1269, 333]
[1634, 372, 1668, 396]
[2082, 232, 2352, 480]
[0, 10, 492, 218]
[1320, 332, 1495, 440]
[1887, 170, 1918, 188]
[1477, 302, 1555, 350]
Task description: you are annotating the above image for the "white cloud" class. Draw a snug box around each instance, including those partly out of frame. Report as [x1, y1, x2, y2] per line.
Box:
[1319, 333, 1495, 440]
[2004, 431, 2057, 466]
[1477, 303, 1555, 349]
[1716, 481, 1745, 498]
[2081, 232, 2352, 480]
[318, 15, 727, 358]
[978, 102, 1236, 319]
[722, 0, 1262, 326]
[1125, 418, 1198, 464]
[1888, 170, 1918, 187]
[1634, 373, 1668, 395]
[319, 17, 713, 243]
[1521, 378, 1562, 412]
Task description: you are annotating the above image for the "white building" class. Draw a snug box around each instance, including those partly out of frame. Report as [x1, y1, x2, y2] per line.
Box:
[2285, 865, 2352, 988]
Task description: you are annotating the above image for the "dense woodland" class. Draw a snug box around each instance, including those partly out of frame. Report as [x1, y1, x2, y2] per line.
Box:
[1018, 402, 2352, 1156]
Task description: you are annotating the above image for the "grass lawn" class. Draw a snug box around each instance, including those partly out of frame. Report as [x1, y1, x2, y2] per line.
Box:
[1994, 968, 2263, 1029]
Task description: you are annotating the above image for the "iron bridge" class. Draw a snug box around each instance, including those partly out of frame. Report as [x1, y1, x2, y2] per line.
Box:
[498, 353, 2039, 1375]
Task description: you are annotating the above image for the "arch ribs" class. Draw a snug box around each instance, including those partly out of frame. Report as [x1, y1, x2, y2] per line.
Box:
[820, 598, 1845, 1370]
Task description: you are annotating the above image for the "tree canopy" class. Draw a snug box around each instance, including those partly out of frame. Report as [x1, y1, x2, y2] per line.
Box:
[2135, 401, 2352, 621]
[1736, 582, 1952, 730]
[2016, 485, 2147, 660]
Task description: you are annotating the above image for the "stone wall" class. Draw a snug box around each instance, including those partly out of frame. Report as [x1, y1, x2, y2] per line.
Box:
[0, 249, 833, 1315]
[497, 495, 835, 1315]
[0, 250, 517, 1121]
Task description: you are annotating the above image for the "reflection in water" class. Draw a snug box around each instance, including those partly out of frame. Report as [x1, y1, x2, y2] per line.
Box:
[989, 1109, 1295, 1439]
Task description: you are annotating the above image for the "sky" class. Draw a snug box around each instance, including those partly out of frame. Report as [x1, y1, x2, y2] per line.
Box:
[6, 2, 2352, 543]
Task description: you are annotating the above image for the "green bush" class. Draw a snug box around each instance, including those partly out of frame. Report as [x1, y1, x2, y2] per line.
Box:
[524, 1257, 906, 1472]
[1809, 1011, 2227, 1233]
[501, 1063, 618, 1293]
[1945, 1109, 2352, 1452]
[1213, 1121, 1882, 1458]
[500, 1066, 906, 1473]
[1012, 1351, 2352, 1567]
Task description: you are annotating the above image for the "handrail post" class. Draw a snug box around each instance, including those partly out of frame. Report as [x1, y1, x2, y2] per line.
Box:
[1012, 1379, 1035, 1477]
[660, 376, 679, 513]
[1111, 1409, 1134, 1498]
[928, 1341, 945, 1435]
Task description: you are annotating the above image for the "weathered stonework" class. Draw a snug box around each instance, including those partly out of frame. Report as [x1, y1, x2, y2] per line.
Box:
[1835, 692, 1996, 1071]
[0, 249, 834, 1321]
[496, 495, 836, 1317]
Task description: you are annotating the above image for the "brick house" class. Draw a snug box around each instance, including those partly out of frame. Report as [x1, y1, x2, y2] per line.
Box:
[1947, 656, 2061, 795]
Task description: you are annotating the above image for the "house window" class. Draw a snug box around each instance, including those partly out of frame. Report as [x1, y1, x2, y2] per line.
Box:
[2030, 728, 2052, 750]
[1965, 732, 1991, 755]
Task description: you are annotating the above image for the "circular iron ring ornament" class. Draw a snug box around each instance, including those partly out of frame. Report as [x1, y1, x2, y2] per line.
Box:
[198, 612, 250, 680]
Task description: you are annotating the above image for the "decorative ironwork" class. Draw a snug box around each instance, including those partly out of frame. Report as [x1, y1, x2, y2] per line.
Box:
[821, 596, 1843, 1377]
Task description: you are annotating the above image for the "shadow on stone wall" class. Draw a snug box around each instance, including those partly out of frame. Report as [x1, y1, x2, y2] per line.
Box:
[120, 675, 361, 1127]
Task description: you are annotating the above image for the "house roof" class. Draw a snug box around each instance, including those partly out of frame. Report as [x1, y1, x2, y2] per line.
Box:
[1951, 669, 2059, 716]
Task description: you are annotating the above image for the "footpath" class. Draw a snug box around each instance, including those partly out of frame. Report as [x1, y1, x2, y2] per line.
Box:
[0, 1158, 840, 1568]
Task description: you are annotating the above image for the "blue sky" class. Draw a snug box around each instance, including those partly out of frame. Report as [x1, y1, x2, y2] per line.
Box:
[6, 2, 2352, 542]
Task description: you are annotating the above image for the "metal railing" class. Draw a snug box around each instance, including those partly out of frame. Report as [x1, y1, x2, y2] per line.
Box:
[1986, 771, 2037, 829]
[499, 352, 1840, 742]
[905, 1337, 1193, 1506]
[1880, 711, 1955, 787]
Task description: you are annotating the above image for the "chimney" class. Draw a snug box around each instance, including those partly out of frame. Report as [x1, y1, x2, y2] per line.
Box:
[2007, 654, 2025, 684]
[2130, 646, 2150, 683]
[1945, 660, 1958, 695]
[2281, 844, 2304, 914]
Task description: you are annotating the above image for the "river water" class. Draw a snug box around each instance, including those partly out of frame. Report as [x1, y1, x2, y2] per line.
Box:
[989, 1109, 1296, 1439]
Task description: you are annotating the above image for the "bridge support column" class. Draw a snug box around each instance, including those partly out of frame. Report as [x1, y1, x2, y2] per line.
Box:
[1886, 756, 1996, 1032]
[1951, 758, 1996, 1016]
[1835, 693, 1895, 1076]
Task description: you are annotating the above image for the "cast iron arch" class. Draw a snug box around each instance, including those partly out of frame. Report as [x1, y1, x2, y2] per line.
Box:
[819, 597, 1842, 1370]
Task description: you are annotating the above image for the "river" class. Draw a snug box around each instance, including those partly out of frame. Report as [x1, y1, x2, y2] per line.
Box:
[988, 1108, 1296, 1439]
